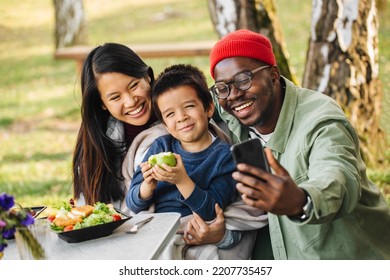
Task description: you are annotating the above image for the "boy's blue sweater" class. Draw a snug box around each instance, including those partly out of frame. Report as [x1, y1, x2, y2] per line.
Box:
[126, 134, 236, 221]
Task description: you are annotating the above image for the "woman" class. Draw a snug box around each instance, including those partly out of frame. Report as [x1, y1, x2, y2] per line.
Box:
[72, 43, 166, 212]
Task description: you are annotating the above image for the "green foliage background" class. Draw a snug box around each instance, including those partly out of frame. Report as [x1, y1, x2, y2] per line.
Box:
[0, 0, 389, 207]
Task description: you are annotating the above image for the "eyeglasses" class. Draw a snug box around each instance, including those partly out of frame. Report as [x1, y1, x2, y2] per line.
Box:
[210, 65, 270, 99]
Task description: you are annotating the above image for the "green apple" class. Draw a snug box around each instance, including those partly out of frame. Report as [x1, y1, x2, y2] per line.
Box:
[148, 152, 177, 167]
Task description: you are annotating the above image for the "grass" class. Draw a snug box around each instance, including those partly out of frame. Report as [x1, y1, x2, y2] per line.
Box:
[0, 0, 389, 207]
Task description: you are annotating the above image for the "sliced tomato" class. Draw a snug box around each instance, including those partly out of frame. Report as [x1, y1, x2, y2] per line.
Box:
[112, 214, 122, 221]
[47, 215, 56, 222]
[63, 225, 74, 232]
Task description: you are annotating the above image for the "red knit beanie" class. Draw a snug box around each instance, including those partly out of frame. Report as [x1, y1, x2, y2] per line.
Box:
[209, 29, 276, 78]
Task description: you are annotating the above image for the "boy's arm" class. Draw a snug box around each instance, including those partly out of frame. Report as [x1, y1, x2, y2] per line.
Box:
[182, 150, 236, 221]
[126, 167, 154, 213]
[183, 177, 234, 221]
[126, 142, 162, 213]
[139, 162, 157, 199]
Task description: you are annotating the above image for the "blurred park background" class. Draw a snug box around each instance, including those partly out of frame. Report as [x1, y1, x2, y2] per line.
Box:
[0, 0, 389, 208]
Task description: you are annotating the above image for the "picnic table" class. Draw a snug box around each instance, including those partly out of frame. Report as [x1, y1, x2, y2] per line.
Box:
[3, 212, 180, 260]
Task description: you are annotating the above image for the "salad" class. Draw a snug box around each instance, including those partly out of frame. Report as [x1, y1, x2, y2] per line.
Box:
[48, 201, 122, 232]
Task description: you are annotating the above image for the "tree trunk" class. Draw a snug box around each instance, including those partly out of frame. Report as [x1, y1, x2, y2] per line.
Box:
[303, 0, 384, 164]
[207, 0, 298, 84]
[53, 0, 87, 49]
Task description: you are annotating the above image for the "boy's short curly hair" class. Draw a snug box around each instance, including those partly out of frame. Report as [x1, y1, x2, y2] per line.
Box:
[152, 64, 212, 123]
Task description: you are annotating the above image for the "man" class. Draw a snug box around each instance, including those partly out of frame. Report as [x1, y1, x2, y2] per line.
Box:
[187, 29, 390, 259]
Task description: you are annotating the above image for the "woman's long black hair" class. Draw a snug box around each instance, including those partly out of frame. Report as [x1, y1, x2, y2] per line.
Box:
[72, 43, 154, 205]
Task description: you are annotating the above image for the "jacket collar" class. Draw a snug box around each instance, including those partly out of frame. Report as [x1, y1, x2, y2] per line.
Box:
[265, 77, 298, 154]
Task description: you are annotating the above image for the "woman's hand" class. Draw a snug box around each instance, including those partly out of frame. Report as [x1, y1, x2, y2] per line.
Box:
[183, 204, 226, 245]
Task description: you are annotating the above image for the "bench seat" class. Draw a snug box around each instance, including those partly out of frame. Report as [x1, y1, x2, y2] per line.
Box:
[54, 41, 216, 72]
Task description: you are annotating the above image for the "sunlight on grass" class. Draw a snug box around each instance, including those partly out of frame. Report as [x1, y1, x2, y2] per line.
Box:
[0, 0, 53, 28]
[86, 0, 216, 44]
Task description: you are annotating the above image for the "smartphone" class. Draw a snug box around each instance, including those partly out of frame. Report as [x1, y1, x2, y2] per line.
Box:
[230, 138, 271, 172]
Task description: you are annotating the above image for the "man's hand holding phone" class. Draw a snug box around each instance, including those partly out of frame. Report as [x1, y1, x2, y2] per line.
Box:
[231, 139, 307, 216]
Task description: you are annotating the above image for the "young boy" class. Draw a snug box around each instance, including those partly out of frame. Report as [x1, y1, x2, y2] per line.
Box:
[126, 64, 236, 222]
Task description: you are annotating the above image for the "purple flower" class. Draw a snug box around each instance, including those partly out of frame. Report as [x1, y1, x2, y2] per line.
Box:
[0, 193, 41, 257]
[0, 193, 15, 211]
[21, 213, 34, 226]
[2, 228, 15, 239]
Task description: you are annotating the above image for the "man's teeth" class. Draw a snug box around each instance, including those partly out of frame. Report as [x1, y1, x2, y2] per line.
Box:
[128, 104, 143, 115]
[234, 102, 253, 111]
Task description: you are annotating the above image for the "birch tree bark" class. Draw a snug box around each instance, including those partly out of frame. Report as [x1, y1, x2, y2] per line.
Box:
[207, 0, 298, 84]
[303, 0, 384, 164]
[53, 0, 87, 48]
